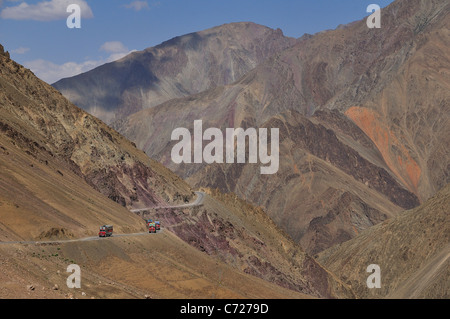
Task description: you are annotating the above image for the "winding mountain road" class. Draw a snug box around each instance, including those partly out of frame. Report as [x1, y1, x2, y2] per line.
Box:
[130, 191, 205, 213]
[0, 191, 205, 245]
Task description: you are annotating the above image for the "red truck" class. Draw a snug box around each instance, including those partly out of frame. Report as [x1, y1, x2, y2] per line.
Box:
[99, 225, 113, 237]
[155, 221, 160, 231]
[148, 223, 156, 233]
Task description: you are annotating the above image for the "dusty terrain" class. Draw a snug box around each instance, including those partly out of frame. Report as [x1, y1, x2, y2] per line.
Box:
[318, 183, 449, 299]
[0, 231, 313, 299]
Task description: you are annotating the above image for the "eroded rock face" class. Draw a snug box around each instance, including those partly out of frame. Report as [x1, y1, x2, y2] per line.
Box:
[300, 190, 388, 256]
[181, 110, 416, 254]
[268, 111, 420, 210]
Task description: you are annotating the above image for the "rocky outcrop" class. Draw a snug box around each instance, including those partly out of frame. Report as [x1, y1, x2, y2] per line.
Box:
[0, 44, 9, 59]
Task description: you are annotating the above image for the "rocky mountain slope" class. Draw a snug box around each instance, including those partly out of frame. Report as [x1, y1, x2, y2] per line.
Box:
[53, 22, 297, 124]
[143, 188, 354, 298]
[0, 228, 315, 299]
[0, 43, 195, 220]
[318, 183, 449, 299]
[0, 45, 352, 298]
[112, 0, 449, 254]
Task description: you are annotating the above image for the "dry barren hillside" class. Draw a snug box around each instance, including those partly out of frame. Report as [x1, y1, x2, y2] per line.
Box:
[144, 189, 354, 298]
[0, 44, 352, 299]
[318, 183, 449, 299]
[0, 43, 194, 221]
[0, 230, 316, 299]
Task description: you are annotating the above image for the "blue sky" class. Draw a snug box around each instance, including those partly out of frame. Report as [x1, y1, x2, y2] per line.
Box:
[0, 0, 394, 83]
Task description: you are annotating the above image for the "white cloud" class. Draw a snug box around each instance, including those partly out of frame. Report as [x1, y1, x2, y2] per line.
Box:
[0, 0, 93, 21]
[99, 41, 134, 63]
[100, 41, 128, 54]
[123, 1, 149, 11]
[24, 58, 99, 84]
[24, 42, 136, 84]
[106, 51, 136, 62]
[11, 46, 30, 54]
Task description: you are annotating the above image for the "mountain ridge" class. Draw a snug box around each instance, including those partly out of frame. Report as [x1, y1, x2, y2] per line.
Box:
[53, 22, 297, 124]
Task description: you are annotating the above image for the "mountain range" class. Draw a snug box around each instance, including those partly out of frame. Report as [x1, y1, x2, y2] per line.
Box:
[0, 0, 448, 299]
[83, 0, 448, 255]
[0, 41, 351, 299]
[53, 22, 297, 124]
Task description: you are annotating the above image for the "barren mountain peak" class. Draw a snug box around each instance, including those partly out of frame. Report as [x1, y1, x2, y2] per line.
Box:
[53, 22, 297, 124]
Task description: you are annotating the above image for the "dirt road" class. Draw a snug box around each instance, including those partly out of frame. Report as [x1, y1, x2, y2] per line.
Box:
[130, 191, 205, 213]
[0, 191, 205, 245]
